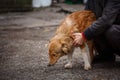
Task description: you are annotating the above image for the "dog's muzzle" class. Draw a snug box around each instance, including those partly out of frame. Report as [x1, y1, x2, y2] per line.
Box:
[47, 63, 54, 67]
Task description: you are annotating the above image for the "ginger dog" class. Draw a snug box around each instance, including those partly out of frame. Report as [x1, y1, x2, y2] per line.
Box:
[48, 10, 96, 70]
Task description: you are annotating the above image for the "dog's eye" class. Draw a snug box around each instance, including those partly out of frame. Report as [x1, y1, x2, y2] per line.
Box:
[53, 54, 55, 56]
[52, 54, 56, 57]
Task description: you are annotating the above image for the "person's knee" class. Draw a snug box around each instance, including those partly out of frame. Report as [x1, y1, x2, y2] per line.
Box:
[105, 25, 120, 52]
[105, 25, 120, 40]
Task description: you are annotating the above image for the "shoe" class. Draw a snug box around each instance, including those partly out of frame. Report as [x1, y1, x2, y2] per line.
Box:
[92, 54, 115, 64]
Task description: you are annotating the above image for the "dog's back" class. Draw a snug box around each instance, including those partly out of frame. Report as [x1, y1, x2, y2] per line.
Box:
[56, 10, 96, 35]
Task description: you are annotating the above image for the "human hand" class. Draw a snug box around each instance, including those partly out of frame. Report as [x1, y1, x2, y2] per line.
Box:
[71, 33, 84, 46]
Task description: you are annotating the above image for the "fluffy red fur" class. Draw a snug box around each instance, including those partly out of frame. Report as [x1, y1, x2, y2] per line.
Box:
[48, 10, 96, 70]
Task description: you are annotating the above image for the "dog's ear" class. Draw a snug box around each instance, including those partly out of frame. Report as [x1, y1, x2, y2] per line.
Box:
[62, 43, 68, 54]
[60, 37, 72, 54]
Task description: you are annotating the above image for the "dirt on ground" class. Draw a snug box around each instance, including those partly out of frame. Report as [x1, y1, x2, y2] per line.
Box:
[0, 4, 120, 80]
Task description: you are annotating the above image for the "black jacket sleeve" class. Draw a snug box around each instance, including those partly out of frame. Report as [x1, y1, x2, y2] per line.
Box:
[84, 0, 120, 40]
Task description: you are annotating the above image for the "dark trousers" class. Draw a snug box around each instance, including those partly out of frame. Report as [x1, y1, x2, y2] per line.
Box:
[94, 25, 120, 56]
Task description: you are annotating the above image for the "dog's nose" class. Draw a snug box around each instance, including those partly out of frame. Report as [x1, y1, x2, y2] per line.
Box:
[47, 64, 52, 67]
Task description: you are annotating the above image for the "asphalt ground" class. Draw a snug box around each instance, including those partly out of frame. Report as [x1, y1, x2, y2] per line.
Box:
[0, 4, 120, 80]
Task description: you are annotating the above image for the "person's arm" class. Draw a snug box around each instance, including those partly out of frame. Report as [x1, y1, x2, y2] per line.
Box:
[83, 0, 120, 40]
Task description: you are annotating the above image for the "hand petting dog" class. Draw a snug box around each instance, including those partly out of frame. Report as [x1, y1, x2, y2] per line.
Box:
[71, 32, 86, 47]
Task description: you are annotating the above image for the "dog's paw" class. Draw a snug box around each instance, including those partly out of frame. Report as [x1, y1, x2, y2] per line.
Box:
[64, 63, 73, 69]
[84, 65, 92, 70]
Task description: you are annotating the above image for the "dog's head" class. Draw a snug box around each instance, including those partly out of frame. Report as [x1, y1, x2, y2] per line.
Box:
[48, 35, 73, 66]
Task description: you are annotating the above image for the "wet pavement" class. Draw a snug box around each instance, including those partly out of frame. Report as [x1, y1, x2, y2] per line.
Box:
[0, 4, 120, 80]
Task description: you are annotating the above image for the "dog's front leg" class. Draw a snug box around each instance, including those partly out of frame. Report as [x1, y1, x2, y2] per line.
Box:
[81, 43, 91, 70]
[64, 52, 73, 69]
